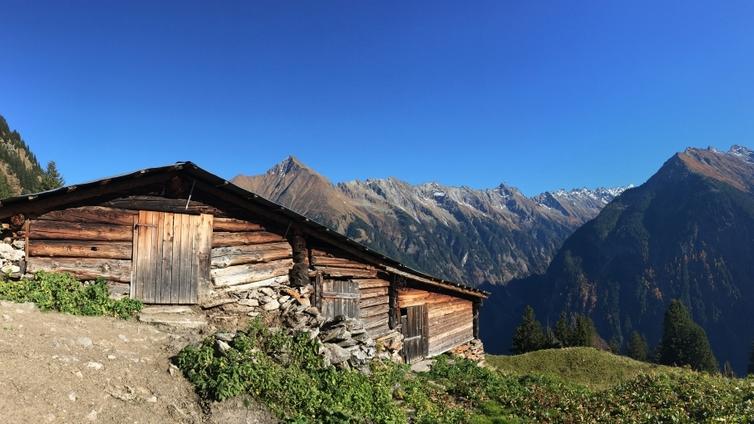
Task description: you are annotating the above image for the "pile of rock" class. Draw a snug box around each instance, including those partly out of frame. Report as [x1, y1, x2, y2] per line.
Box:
[318, 315, 376, 370]
[201, 282, 405, 372]
[0, 239, 24, 277]
[449, 338, 485, 364]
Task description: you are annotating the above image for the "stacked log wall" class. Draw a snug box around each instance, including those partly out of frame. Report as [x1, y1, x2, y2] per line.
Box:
[398, 287, 474, 357]
[209, 217, 293, 297]
[25, 206, 137, 295]
[310, 248, 391, 337]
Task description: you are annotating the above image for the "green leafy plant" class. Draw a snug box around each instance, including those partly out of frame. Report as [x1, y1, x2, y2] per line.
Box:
[0, 271, 142, 319]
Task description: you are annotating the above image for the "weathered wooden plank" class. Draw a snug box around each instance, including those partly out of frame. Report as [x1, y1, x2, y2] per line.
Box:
[28, 240, 132, 259]
[315, 266, 378, 278]
[210, 242, 292, 268]
[29, 220, 132, 241]
[192, 213, 213, 303]
[37, 206, 137, 226]
[210, 258, 294, 287]
[166, 213, 179, 303]
[360, 287, 388, 299]
[179, 213, 194, 303]
[103, 196, 226, 216]
[357, 279, 390, 289]
[153, 212, 165, 303]
[212, 217, 264, 232]
[363, 315, 390, 328]
[160, 212, 174, 303]
[27, 257, 132, 283]
[359, 303, 389, 318]
[212, 231, 285, 247]
[311, 256, 375, 270]
[142, 211, 157, 303]
[360, 296, 389, 308]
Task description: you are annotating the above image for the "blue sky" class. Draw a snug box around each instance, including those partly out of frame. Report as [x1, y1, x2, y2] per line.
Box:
[2, 1, 754, 195]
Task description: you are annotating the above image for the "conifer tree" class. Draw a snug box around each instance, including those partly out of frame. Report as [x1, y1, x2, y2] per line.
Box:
[554, 312, 571, 347]
[658, 300, 718, 373]
[511, 305, 545, 354]
[40, 161, 64, 191]
[627, 331, 649, 362]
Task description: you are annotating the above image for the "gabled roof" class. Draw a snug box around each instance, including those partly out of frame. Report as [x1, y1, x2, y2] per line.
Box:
[0, 162, 489, 299]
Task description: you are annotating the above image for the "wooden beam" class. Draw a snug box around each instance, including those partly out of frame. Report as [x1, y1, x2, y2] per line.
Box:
[29, 220, 132, 242]
[36, 206, 137, 226]
[212, 231, 285, 247]
[210, 242, 292, 268]
[27, 257, 132, 283]
[28, 240, 132, 260]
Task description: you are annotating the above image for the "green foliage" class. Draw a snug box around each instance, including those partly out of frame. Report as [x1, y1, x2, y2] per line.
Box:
[485, 348, 754, 422]
[658, 300, 718, 373]
[511, 305, 545, 354]
[175, 319, 470, 423]
[627, 330, 649, 362]
[0, 271, 142, 319]
[552, 312, 596, 348]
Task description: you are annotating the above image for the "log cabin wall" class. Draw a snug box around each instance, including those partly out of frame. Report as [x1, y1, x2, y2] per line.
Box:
[309, 247, 391, 338]
[398, 287, 474, 357]
[26, 206, 137, 297]
[209, 217, 293, 294]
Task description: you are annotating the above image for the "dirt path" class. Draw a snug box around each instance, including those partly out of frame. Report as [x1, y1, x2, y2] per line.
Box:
[0, 301, 275, 423]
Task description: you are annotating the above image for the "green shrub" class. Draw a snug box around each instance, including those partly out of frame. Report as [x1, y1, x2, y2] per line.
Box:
[0, 271, 142, 319]
[175, 319, 469, 423]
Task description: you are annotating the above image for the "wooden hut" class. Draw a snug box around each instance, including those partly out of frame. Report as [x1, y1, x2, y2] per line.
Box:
[0, 162, 488, 363]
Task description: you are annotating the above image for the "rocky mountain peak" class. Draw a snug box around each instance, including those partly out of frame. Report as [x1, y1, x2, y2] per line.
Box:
[266, 155, 312, 177]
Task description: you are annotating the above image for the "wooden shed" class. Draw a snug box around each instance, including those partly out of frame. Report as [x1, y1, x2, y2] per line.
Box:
[0, 162, 488, 363]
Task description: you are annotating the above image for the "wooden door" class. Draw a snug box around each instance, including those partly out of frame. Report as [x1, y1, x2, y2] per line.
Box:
[320, 279, 360, 319]
[401, 305, 428, 363]
[131, 211, 213, 304]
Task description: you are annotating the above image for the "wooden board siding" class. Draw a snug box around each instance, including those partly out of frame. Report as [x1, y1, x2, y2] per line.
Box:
[320, 279, 360, 320]
[132, 211, 213, 304]
[398, 287, 474, 357]
[26, 206, 137, 283]
[311, 248, 391, 337]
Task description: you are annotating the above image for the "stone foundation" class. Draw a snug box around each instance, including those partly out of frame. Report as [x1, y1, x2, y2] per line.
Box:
[200, 281, 403, 371]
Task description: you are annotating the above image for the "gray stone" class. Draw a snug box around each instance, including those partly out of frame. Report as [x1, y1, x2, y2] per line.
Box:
[215, 332, 235, 342]
[259, 287, 275, 297]
[262, 300, 280, 311]
[216, 339, 232, 354]
[277, 295, 291, 303]
[322, 343, 351, 365]
[238, 298, 259, 307]
[320, 326, 350, 343]
[337, 338, 358, 348]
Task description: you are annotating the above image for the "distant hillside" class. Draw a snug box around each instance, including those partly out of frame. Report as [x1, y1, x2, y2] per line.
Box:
[487, 347, 677, 390]
[482, 145, 754, 374]
[0, 115, 63, 197]
[233, 156, 628, 285]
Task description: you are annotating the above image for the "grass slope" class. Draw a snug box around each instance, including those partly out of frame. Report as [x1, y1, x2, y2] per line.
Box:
[487, 347, 677, 390]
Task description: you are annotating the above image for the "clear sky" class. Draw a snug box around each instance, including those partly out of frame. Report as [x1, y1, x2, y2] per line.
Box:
[2, 1, 754, 195]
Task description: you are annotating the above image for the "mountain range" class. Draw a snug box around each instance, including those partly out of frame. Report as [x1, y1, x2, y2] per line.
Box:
[233, 157, 629, 285]
[481, 145, 754, 373]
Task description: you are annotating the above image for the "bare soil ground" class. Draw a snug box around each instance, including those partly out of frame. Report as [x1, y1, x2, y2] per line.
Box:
[0, 301, 276, 424]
